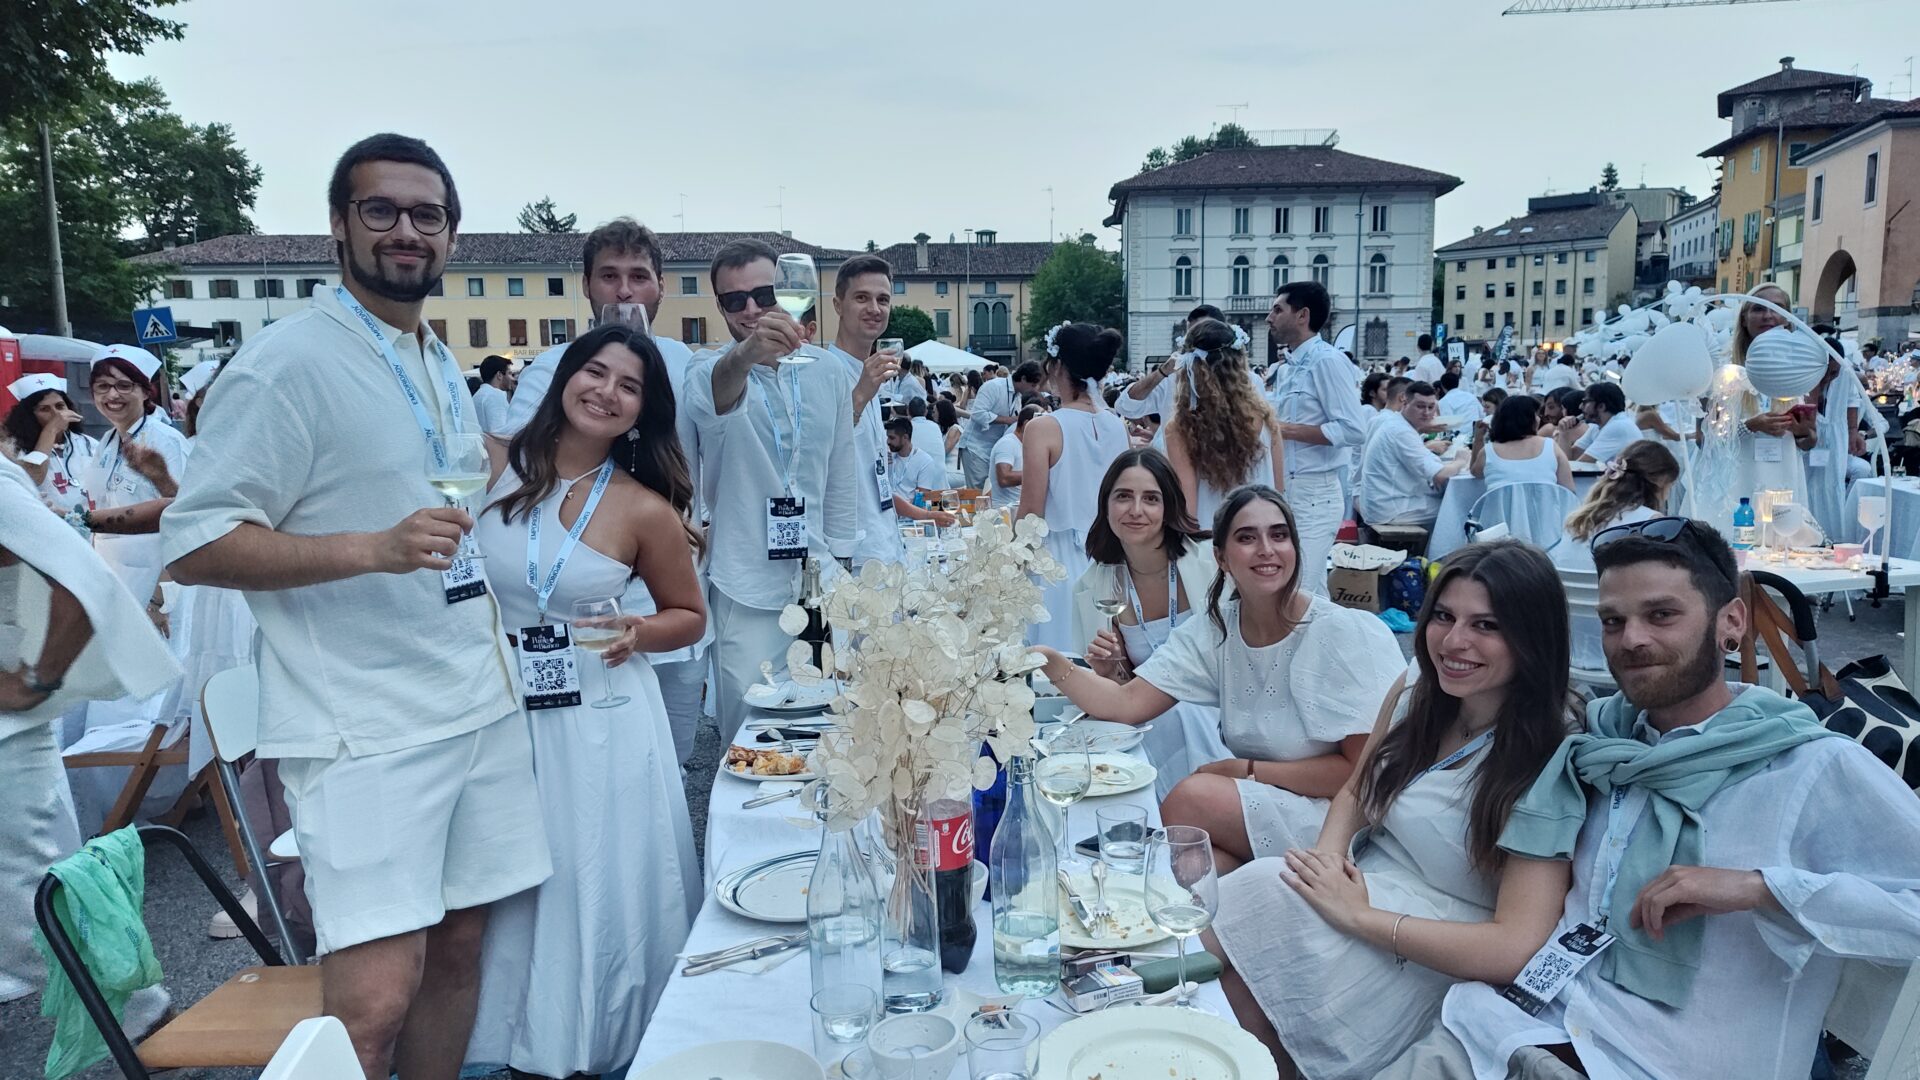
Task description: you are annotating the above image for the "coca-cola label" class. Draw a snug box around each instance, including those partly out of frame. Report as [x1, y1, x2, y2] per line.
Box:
[928, 807, 974, 872]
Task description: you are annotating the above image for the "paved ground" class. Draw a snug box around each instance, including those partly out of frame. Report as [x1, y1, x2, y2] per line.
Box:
[2, 598, 1899, 1079]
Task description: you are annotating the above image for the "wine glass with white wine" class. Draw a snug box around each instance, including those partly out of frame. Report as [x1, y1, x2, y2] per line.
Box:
[773, 253, 818, 365]
[571, 596, 631, 709]
[427, 432, 491, 561]
[1034, 741, 1092, 869]
[1144, 825, 1219, 1013]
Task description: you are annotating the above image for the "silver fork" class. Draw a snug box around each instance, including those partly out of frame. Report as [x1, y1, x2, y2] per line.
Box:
[1090, 858, 1116, 935]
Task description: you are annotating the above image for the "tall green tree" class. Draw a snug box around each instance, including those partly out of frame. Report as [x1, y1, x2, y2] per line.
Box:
[884, 304, 936, 349]
[1140, 124, 1261, 173]
[0, 0, 183, 128]
[0, 122, 162, 324]
[517, 196, 577, 234]
[1600, 162, 1620, 192]
[1021, 238, 1124, 353]
[106, 79, 261, 253]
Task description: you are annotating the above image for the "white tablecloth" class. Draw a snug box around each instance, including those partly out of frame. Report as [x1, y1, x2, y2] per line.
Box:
[1842, 477, 1920, 561]
[1741, 552, 1920, 686]
[1427, 473, 1600, 559]
[628, 733, 1230, 1073]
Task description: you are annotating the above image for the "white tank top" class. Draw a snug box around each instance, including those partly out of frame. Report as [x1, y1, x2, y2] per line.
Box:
[1481, 437, 1558, 490]
[1043, 408, 1127, 543]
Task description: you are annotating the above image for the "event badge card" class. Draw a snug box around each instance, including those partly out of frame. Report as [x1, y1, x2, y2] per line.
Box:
[515, 623, 581, 711]
[1754, 433, 1785, 463]
[443, 556, 487, 604]
[1499, 922, 1614, 1017]
[873, 456, 892, 513]
[766, 496, 807, 561]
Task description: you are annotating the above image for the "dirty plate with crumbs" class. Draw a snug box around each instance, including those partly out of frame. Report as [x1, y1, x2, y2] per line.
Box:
[1037, 1008, 1277, 1080]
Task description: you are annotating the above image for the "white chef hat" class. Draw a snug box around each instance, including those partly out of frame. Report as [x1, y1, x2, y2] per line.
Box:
[91, 343, 163, 381]
[7, 373, 66, 400]
[179, 359, 222, 398]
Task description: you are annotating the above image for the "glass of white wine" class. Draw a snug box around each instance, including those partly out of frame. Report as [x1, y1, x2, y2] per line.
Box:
[774, 253, 818, 365]
[570, 596, 630, 709]
[428, 432, 491, 561]
[1034, 742, 1092, 868]
[1144, 825, 1218, 1013]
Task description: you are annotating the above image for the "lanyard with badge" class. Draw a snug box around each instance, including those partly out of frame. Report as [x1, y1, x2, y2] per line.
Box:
[514, 460, 615, 711]
[757, 369, 808, 561]
[1499, 783, 1631, 1016]
[1123, 560, 1185, 654]
[335, 286, 486, 604]
[849, 351, 892, 514]
[98, 414, 150, 499]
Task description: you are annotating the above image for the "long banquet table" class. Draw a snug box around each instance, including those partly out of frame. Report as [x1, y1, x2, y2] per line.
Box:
[626, 721, 1232, 1073]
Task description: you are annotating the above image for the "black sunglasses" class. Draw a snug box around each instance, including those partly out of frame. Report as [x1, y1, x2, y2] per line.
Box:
[717, 285, 777, 313]
[350, 198, 450, 235]
[1590, 515, 1738, 587]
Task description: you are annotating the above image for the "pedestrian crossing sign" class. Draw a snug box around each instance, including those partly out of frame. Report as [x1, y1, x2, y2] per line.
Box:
[133, 306, 177, 345]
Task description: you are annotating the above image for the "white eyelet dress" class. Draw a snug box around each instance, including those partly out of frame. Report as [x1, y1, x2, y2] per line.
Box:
[1117, 616, 1231, 797]
[1029, 408, 1127, 650]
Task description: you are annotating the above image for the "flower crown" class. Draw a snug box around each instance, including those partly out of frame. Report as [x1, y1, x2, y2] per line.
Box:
[1187, 324, 1251, 363]
[1044, 321, 1071, 358]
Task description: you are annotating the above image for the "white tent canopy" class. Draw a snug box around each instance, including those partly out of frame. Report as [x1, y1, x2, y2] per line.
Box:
[904, 339, 987, 374]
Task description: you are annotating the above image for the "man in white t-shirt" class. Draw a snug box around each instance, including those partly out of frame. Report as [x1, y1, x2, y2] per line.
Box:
[988, 407, 1036, 509]
[500, 217, 709, 766]
[471, 354, 515, 434]
[824, 253, 905, 569]
[906, 397, 945, 471]
[887, 417, 948, 500]
[163, 135, 548, 1079]
[958, 361, 1042, 487]
[1411, 335, 1446, 384]
[1572, 381, 1640, 464]
[1358, 381, 1466, 528]
[1536, 354, 1580, 394]
[1436, 371, 1483, 441]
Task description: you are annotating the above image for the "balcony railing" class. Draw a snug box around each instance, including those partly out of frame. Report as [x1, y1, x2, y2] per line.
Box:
[966, 334, 1017, 353]
[1226, 295, 1266, 313]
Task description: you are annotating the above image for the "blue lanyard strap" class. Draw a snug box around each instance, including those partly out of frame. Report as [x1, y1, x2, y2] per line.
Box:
[526, 460, 616, 620]
[335, 286, 466, 469]
[1419, 728, 1494, 780]
[1123, 560, 1184, 653]
[754, 366, 805, 496]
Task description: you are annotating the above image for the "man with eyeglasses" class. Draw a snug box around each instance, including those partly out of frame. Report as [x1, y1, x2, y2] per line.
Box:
[685, 238, 859, 744]
[1380, 518, 1920, 1080]
[163, 134, 548, 1080]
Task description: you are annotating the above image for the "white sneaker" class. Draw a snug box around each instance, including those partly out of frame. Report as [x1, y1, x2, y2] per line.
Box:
[120, 985, 172, 1040]
[206, 887, 257, 940]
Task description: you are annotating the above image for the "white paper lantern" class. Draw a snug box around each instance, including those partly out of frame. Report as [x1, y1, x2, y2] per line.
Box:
[1623, 321, 1714, 404]
[1743, 326, 1829, 399]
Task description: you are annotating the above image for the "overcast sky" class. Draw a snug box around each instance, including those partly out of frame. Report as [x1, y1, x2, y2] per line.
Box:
[112, 0, 1920, 252]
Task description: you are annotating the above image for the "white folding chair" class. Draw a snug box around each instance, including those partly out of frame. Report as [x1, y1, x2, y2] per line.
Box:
[259, 1016, 365, 1080]
[200, 664, 303, 963]
[1466, 482, 1581, 550]
[1557, 567, 1618, 696]
[1866, 962, 1920, 1079]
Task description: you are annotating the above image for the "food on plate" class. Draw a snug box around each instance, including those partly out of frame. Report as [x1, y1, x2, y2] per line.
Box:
[727, 745, 808, 776]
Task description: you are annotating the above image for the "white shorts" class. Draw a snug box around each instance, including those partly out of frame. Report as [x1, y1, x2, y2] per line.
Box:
[279, 714, 552, 957]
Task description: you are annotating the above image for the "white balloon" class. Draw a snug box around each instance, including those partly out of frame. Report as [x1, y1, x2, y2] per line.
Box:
[1743, 326, 1829, 399]
[1623, 321, 1714, 404]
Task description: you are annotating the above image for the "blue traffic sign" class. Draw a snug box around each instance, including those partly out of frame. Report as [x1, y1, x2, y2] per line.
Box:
[133, 306, 177, 345]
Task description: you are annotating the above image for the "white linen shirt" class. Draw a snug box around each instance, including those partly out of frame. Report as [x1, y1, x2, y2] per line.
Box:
[685, 342, 859, 611]
[1272, 336, 1369, 479]
[160, 287, 519, 759]
[1358, 411, 1446, 526]
[826, 345, 903, 566]
[889, 448, 946, 499]
[910, 416, 945, 470]
[880, 372, 927, 407]
[1536, 364, 1580, 394]
[962, 376, 1018, 457]
[471, 382, 511, 435]
[1441, 701, 1920, 1080]
[1574, 410, 1642, 464]
[988, 431, 1023, 509]
[1411, 353, 1446, 384]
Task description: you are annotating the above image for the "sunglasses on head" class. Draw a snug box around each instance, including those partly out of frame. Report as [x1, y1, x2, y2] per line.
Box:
[717, 285, 777, 313]
[1590, 515, 1738, 587]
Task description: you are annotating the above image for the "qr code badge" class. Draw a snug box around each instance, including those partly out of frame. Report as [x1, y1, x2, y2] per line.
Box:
[442, 556, 488, 604]
[766, 496, 807, 560]
[516, 624, 581, 711]
[1518, 949, 1575, 999]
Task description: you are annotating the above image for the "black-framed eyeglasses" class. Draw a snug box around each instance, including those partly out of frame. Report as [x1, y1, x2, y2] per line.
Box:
[717, 285, 776, 313]
[350, 198, 450, 235]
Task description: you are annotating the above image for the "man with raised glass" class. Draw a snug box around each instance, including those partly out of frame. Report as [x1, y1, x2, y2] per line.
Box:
[163, 134, 548, 1080]
[823, 253, 906, 569]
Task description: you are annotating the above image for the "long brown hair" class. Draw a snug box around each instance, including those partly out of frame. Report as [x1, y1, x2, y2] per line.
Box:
[487, 324, 701, 555]
[1204, 485, 1302, 638]
[1563, 440, 1679, 541]
[1357, 541, 1575, 871]
[1084, 446, 1204, 565]
[1173, 318, 1274, 491]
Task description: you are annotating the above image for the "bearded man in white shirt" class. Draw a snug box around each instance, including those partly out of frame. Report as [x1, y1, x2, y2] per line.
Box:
[1267, 281, 1369, 594]
[1572, 381, 1641, 466]
[687, 239, 859, 743]
[1378, 520, 1920, 1080]
[1358, 381, 1467, 528]
[164, 134, 549, 1080]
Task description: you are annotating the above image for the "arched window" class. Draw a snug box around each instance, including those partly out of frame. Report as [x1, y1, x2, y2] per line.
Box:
[1366, 253, 1389, 295]
[1173, 256, 1193, 298]
[991, 301, 1010, 336]
[1271, 254, 1290, 291]
[972, 301, 990, 337]
[1310, 253, 1331, 286]
[1230, 255, 1251, 297]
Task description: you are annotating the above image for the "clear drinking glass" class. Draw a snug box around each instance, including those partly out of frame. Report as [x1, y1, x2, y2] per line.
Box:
[570, 596, 630, 709]
[1033, 742, 1091, 868]
[1096, 805, 1148, 877]
[597, 302, 650, 334]
[810, 984, 878, 1065]
[1144, 825, 1218, 1013]
[1859, 494, 1888, 557]
[427, 432, 491, 560]
[965, 1009, 1040, 1080]
[774, 253, 818, 365]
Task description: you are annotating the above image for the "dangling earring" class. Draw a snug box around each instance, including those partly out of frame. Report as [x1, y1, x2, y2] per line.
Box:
[626, 428, 640, 442]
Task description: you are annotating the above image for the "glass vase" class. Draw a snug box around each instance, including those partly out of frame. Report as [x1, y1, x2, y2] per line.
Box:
[875, 793, 943, 1013]
[806, 794, 883, 1001]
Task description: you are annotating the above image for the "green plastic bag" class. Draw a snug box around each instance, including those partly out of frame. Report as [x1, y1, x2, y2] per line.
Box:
[33, 827, 162, 1080]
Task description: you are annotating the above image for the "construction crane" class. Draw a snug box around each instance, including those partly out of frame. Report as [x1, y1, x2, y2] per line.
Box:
[1504, 0, 1799, 14]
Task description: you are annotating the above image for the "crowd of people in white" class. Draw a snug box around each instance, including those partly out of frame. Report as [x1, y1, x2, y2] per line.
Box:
[5, 131, 1920, 1080]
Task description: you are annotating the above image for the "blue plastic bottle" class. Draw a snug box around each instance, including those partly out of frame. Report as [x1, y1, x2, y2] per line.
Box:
[971, 742, 1007, 898]
[1732, 497, 1757, 550]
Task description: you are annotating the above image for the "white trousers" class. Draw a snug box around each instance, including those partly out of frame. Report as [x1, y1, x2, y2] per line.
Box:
[1287, 469, 1345, 597]
[653, 657, 706, 767]
[0, 722, 81, 1001]
[708, 587, 794, 745]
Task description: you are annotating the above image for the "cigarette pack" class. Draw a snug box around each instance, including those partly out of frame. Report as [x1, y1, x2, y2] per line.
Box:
[1062, 963, 1143, 1012]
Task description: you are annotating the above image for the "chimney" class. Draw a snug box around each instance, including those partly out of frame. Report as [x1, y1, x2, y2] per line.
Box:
[976, 228, 997, 246]
[1779, 56, 1794, 72]
[913, 232, 931, 271]
[1472, 226, 1483, 235]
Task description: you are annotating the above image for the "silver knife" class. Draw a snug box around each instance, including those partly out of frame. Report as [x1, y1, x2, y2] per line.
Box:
[743, 786, 806, 810]
[1057, 870, 1097, 932]
[684, 933, 791, 966]
[682, 932, 809, 976]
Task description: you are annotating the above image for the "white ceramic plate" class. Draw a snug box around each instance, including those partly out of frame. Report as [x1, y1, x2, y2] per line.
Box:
[714, 850, 816, 923]
[1048, 720, 1146, 755]
[1058, 872, 1175, 950]
[720, 752, 816, 784]
[631, 1039, 825, 1080]
[1085, 752, 1157, 797]
[744, 682, 838, 711]
[1037, 1007, 1277, 1080]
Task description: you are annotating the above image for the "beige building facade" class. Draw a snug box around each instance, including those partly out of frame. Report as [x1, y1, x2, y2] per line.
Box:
[1437, 193, 1638, 352]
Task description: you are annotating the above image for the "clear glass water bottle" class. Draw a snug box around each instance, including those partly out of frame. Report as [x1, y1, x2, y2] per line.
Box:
[807, 795, 883, 1001]
[990, 755, 1060, 997]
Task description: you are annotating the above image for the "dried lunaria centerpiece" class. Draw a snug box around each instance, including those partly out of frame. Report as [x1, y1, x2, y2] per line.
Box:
[782, 513, 1065, 835]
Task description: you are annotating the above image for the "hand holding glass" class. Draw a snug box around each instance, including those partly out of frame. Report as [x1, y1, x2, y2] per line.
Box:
[427, 432, 490, 561]
[774, 254, 818, 365]
[571, 597, 630, 709]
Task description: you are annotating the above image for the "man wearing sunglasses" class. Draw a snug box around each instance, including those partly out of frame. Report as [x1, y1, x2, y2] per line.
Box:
[686, 238, 858, 744]
[1383, 518, 1920, 1080]
[164, 134, 548, 1080]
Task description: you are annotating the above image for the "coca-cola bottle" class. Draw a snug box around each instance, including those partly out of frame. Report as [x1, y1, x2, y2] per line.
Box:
[927, 798, 977, 974]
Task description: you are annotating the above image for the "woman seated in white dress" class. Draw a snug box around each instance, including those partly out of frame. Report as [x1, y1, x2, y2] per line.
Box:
[1162, 317, 1284, 527]
[1203, 540, 1577, 1078]
[1069, 446, 1225, 795]
[1470, 393, 1572, 492]
[466, 323, 706, 1079]
[1033, 486, 1404, 874]
[1546, 440, 1679, 672]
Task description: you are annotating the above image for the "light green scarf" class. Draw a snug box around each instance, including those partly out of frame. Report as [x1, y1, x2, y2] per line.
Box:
[1499, 685, 1834, 1008]
[33, 827, 162, 1080]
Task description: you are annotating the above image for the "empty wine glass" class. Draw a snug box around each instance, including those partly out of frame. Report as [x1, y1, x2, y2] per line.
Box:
[598, 302, 650, 334]
[1143, 825, 1218, 1013]
[570, 596, 630, 709]
[774, 254, 818, 365]
[427, 432, 491, 561]
[1858, 494, 1888, 558]
[1033, 742, 1091, 868]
